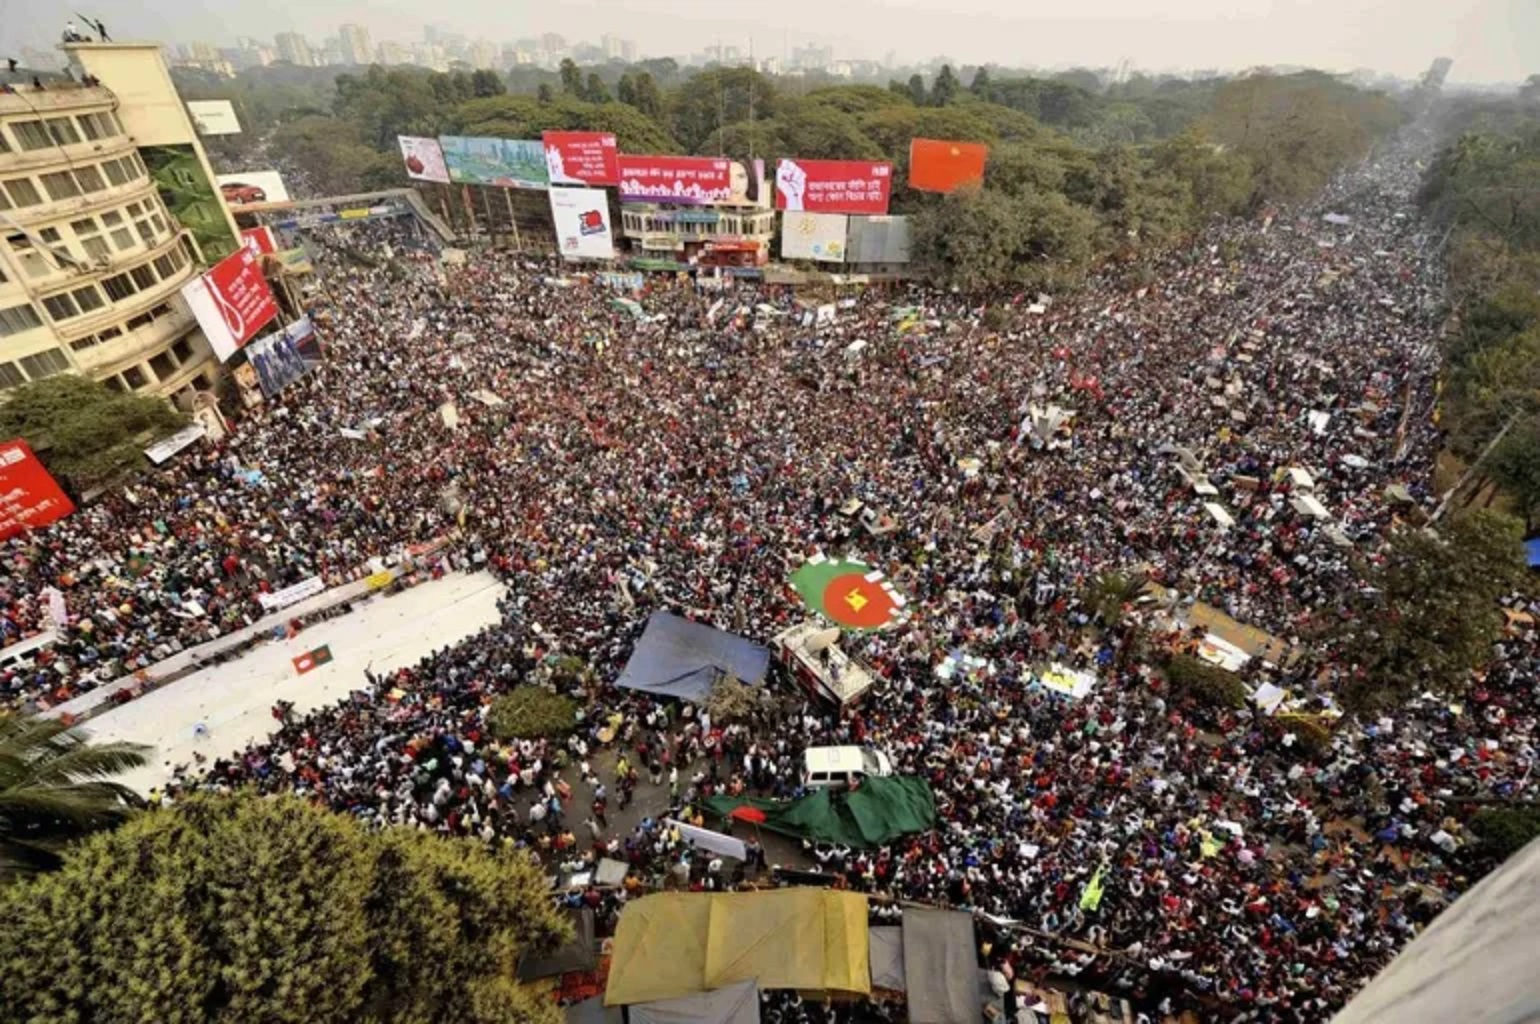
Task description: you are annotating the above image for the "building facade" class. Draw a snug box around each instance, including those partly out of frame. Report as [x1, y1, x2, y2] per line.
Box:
[338, 24, 375, 67]
[274, 33, 315, 67]
[0, 47, 239, 403]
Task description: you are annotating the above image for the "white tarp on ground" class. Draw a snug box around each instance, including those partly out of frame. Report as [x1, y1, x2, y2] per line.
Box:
[1198, 633, 1251, 672]
[631, 980, 760, 1024]
[666, 819, 748, 861]
[869, 926, 906, 991]
[1204, 503, 1236, 529]
[1291, 493, 1330, 520]
[902, 908, 977, 1024]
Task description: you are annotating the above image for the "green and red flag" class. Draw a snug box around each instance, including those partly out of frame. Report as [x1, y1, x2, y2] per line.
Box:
[789, 555, 907, 632]
[292, 645, 333, 675]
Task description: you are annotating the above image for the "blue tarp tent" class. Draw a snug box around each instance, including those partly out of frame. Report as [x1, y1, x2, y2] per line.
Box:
[1526, 538, 1540, 568]
[615, 612, 770, 702]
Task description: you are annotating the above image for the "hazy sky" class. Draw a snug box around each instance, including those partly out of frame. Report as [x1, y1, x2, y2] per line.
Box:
[3, 0, 1533, 83]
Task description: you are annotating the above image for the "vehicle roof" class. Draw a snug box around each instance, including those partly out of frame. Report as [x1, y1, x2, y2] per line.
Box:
[804, 746, 867, 772]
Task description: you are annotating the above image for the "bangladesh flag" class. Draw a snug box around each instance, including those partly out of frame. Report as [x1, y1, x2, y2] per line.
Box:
[292, 645, 333, 675]
[789, 555, 907, 632]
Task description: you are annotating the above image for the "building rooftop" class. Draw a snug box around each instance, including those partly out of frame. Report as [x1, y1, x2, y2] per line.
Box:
[0, 67, 92, 92]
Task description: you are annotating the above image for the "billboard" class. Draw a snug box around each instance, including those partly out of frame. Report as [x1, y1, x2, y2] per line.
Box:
[187, 100, 242, 136]
[775, 159, 892, 214]
[618, 155, 763, 206]
[781, 211, 848, 262]
[142, 144, 238, 260]
[543, 131, 620, 187]
[0, 440, 75, 540]
[246, 315, 323, 398]
[181, 246, 280, 362]
[439, 136, 549, 189]
[241, 225, 277, 257]
[846, 215, 912, 264]
[216, 170, 290, 206]
[398, 135, 450, 184]
[908, 138, 989, 193]
[549, 186, 616, 260]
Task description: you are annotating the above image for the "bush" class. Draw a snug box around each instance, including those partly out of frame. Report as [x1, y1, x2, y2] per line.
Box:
[1470, 807, 1540, 862]
[1165, 653, 1247, 709]
[486, 687, 578, 740]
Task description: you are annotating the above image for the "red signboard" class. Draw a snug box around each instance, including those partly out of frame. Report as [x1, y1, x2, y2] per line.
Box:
[618, 155, 738, 206]
[543, 131, 620, 187]
[775, 159, 892, 214]
[185, 246, 279, 362]
[908, 138, 989, 193]
[0, 439, 74, 540]
[241, 225, 277, 257]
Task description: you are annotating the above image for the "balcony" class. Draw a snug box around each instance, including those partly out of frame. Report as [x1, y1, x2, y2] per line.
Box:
[70, 300, 196, 378]
[1, 176, 157, 233]
[0, 131, 137, 177]
[0, 83, 117, 117]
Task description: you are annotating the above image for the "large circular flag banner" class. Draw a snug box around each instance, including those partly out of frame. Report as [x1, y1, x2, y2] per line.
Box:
[789, 555, 908, 632]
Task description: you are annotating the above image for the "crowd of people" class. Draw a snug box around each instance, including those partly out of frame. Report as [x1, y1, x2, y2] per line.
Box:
[5, 127, 1536, 1021]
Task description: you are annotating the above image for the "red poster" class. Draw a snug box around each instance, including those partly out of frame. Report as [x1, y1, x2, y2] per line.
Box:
[908, 138, 989, 193]
[0, 439, 74, 540]
[241, 225, 277, 256]
[543, 131, 620, 187]
[775, 159, 892, 214]
[617, 155, 738, 206]
[205, 247, 279, 350]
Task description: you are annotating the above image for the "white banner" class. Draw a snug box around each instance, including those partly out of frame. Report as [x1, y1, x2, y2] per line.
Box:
[397, 135, 450, 184]
[781, 211, 848, 263]
[666, 819, 748, 861]
[187, 100, 241, 135]
[258, 576, 325, 613]
[145, 423, 208, 465]
[549, 186, 615, 260]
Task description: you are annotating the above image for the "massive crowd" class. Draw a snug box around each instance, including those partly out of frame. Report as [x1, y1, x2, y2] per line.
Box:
[5, 131, 1537, 1021]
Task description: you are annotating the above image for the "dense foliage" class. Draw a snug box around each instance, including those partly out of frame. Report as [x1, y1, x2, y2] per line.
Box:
[486, 687, 579, 740]
[0, 793, 568, 1024]
[0, 375, 186, 490]
[1164, 653, 1248, 709]
[1470, 805, 1540, 862]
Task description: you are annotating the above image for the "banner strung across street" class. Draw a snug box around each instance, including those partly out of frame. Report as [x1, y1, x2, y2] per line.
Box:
[549, 186, 616, 260]
[781, 211, 848, 262]
[908, 138, 989, 193]
[439, 136, 549, 189]
[180, 246, 279, 362]
[542, 131, 620, 186]
[617, 155, 762, 206]
[0, 440, 74, 540]
[397, 135, 450, 183]
[774, 159, 891, 214]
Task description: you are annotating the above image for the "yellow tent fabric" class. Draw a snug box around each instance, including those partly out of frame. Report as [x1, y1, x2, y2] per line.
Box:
[604, 893, 711, 1005]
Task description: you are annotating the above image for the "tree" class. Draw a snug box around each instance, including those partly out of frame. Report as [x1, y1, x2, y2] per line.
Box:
[0, 375, 186, 491]
[969, 66, 992, 98]
[669, 67, 778, 153]
[537, 82, 554, 104]
[1330, 512, 1526, 713]
[470, 69, 506, 99]
[617, 72, 637, 107]
[909, 187, 1099, 291]
[907, 73, 927, 106]
[931, 64, 960, 107]
[0, 793, 568, 1023]
[486, 687, 579, 740]
[0, 713, 148, 875]
[1471, 806, 1540, 862]
[559, 58, 582, 96]
[1151, 126, 1255, 218]
[1486, 418, 1540, 530]
[584, 72, 611, 104]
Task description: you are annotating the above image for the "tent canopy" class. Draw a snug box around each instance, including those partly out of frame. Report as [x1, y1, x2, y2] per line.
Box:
[630, 980, 760, 1024]
[902, 909, 978, 1024]
[702, 775, 937, 848]
[518, 907, 597, 981]
[615, 612, 770, 703]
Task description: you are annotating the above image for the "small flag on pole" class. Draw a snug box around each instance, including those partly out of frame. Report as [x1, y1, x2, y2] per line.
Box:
[292, 645, 333, 675]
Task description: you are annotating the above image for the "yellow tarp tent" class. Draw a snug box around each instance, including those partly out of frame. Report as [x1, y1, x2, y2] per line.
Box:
[605, 890, 871, 1006]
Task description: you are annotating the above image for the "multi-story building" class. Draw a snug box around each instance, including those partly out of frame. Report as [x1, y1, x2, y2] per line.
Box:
[0, 48, 239, 403]
[377, 42, 411, 67]
[274, 33, 315, 67]
[468, 41, 498, 71]
[338, 24, 374, 67]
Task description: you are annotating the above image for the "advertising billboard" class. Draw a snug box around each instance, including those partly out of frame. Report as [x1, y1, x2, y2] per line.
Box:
[775, 159, 892, 214]
[187, 100, 242, 136]
[618, 155, 763, 206]
[908, 138, 989, 193]
[439, 136, 549, 189]
[216, 170, 290, 206]
[181, 246, 280, 362]
[398, 135, 450, 184]
[0, 439, 75, 540]
[549, 187, 616, 260]
[846, 215, 913, 264]
[781, 211, 848, 262]
[247, 315, 323, 398]
[241, 225, 277, 257]
[141, 144, 238, 260]
[543, 131, 620, 187]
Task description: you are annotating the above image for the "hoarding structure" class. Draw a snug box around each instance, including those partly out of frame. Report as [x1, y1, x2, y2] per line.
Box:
[186, 100, 242, 136]
[439, 136, 549, 189]
[846, 215, 913, 264]
[774, 159, 892, 214]
[141, 143, 239, 260]
[180, 246, 280, 362]
[0, 440, 75, 540]
[781, 211, 848, 262]
[542, 131, 620, 187]
[618, 155, 763, 206]
[246, 315, 323, 398]
[216, 170, 290, 205]
[398, 135, 451, 183]
[549, 187, 616, 260]
[908, 138, 989, 193]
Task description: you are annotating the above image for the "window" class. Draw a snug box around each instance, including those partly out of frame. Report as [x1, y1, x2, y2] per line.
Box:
[40, 171, 82, 201]
[121, 366, 147, 389]
[44, 118, 82, 146]
[0, 363, 25, 389]
[42, 294, 80, 321]
[110, 228, 135, 251]
[9, 121, 53, 151]
[126, 312, 153, 332]
[102, 158, 131, 187]
[172, 338, 193, 362]
[19, 350, 70, 381]
[101, 273, 135, 302]
[135, 220, 156, 245]
[100, 210, 123, 227]
[0, 305, 44, 337]
[73, 165, 106, 193]
[70, 217, 97, 237]
[98, 325, 122, 342]
[104, 376, 126, 393]
[150, 213, 167, 234]
[38, 227, 61, 244]
[4, 179, 42, 207]
[75, 111, 119, 141]
[82, 236, 111, 261]
[71, 286, 105, 314]
[153, 253, 178, 279]
[0, 188, 9, 212]
[0, 130, 9, 154]
[130, 265, 158, 291]
[150, 352, 176, 380]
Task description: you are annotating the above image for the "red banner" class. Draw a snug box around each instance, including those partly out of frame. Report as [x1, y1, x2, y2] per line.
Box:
[543, 131, 620, 187]
[0, 439, 74, 540]
[241, 226, 277, 257]
[618, 155, 738, 206]
[775, 159, 892, 214]
[193, 247, 279, 361]
[908, 138, 989, 194]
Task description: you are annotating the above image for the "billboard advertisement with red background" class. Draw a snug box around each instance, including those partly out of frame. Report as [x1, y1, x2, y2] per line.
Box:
[774, 159, 892, 214]
[908, 138, 989, 193]
[0, 439, 75, 540]
[241, 225, 277, 256]
[542, 131, 620, 187]
[618, 155, 761, 206]
[180, 245, 280, 362]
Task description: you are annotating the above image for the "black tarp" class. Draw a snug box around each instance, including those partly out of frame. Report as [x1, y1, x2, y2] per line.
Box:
[614, 612, 770, 702]
[518, 907, 597, 981]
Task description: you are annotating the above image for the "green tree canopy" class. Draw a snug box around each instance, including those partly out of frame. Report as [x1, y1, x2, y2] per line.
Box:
[0, 793, 569, 1024]
[669, 67, 779, 153]
[0, 375, 186, 490]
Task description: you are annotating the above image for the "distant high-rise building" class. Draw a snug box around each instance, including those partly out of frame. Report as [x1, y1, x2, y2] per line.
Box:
[274, 32, 315, 67]
[377, 42, 411, 66]
[540, 33, 566, 55]
[338, 24, 374, 66]
[321, 38, 346, 66]
[602, 35, 623, 60]
[621, 40, 638, 63]
[186, 41, 219, 62]
[468, 41, 497, 71]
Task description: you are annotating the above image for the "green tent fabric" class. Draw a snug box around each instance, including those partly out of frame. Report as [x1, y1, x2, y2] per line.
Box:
[703, 776, 936, 848]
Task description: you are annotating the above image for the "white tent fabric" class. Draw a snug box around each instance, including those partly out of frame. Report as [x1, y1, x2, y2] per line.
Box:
[902, 909, 977, 1024]
[630, 979, 760, 1024]
[869, 926, 906, 991]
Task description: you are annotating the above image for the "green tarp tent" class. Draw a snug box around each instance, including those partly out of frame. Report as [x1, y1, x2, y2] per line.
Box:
[703, 776, 937, 848]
